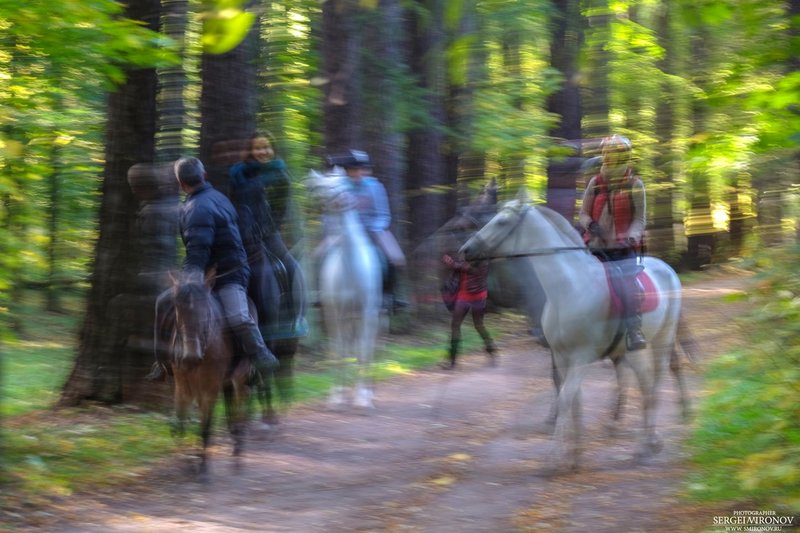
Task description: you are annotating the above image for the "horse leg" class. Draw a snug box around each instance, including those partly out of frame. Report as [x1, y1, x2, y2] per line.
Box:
[196, 393, 217, 478]
[224, 382, 245, 458]
[354, 313, 379, 410]
[610, 356, 628, 428]
[545, 351, 561, 430]
[550, 361, 589, 473]
[260, 366, 279, 426]
[326, 312, 348, 409]
[172, 374, 190, 439]
[626, 348, 663, 461]
[670, 346, 692, 422]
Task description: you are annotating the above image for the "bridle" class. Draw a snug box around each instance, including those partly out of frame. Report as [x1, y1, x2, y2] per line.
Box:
[470, 204, 588, 261]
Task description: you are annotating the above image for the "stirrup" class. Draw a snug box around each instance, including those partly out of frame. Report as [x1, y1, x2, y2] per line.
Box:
[145, 362, 167, 382]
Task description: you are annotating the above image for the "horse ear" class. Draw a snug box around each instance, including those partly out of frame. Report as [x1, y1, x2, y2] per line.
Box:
[484, 178, 498, 203]
[515, 187, 530, 203]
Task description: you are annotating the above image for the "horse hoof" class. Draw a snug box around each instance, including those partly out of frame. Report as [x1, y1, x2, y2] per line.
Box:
[353, 388, 375, 409]
[635, 436, 663, 462]
[327, 388, 347, 409]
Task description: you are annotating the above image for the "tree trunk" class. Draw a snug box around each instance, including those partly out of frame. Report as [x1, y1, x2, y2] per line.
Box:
[650, 1, 677, 261]
[321, 0, 362, 153]
[363, 0, 407, 240]
[157, 0, 189, 162]
[545, 0, 583, 222]
[45, 138, 63, 313]
[685, 12, 716, 268]
[581, 0, 610, 140]
[60, 0, 170, 406]
[198, 22, 259, 195]
[405, 0, 448, 248]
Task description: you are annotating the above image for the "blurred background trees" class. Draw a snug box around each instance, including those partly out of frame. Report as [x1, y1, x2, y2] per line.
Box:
[0, 0, 798, 403]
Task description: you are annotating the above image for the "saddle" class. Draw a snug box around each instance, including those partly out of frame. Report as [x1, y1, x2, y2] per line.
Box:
[603, 266, 659, 316]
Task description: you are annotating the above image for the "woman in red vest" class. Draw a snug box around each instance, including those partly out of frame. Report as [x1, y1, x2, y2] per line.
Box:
[578, 134, 647, 350]
[439, 253, 497, 369]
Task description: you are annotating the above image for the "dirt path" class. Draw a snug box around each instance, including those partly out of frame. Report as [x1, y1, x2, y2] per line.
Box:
[20, 270, 752, 532]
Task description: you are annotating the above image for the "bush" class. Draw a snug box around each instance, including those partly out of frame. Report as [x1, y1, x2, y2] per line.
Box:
[688, 247, 800, 511]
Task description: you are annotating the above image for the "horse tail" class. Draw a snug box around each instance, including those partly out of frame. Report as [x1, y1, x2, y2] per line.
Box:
[676, 312, 698, 365]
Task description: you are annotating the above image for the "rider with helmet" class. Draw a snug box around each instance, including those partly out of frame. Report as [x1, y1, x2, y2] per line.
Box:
[326, 149, 408, 309]
[578, 134, 647, 350]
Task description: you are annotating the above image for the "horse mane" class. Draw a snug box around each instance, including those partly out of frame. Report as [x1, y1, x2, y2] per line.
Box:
[533, 205, 586, 247]
[176, 280, 208, 301]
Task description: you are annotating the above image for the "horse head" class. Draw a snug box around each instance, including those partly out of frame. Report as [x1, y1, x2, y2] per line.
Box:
[459, 199, 529, 260]
[306, 169, 356, 214]
[170, 271, 216, 366]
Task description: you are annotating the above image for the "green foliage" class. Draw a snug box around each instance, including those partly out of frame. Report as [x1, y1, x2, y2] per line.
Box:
[1, 286, 497, 506]
[0, 0, 178, 342]
[1, 290, 180, 504]
[199, 0, 256, 54]
[688, 247, 800, 510]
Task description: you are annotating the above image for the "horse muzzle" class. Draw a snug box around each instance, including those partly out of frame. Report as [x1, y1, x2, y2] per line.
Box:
[179, 338, 204, 365]
[460, 235, 487, 260]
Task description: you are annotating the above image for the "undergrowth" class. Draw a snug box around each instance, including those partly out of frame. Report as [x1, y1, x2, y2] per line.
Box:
[688, 248, 800, 512]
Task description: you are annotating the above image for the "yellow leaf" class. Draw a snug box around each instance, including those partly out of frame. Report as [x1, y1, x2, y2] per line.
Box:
[431, 475, 456, 486]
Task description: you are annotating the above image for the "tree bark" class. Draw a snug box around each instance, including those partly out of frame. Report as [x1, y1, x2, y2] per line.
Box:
[405, 0, 448, 248]
[650, 1, 677, 260]
[545, 0, 583, 222]
[198, 21, 259, 195]
[60, 0, 172, 406]
[321, 0, 362, 153]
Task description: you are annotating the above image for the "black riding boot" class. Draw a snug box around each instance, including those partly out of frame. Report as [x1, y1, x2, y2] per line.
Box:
[623, 280, 647, 350]
[385, 263, 408, 310]
[233, 324, 280, 372]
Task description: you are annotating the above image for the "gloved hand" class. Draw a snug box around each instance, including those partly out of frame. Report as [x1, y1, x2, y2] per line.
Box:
[588, 221, 604, 238]
[625, 237, 638, 248]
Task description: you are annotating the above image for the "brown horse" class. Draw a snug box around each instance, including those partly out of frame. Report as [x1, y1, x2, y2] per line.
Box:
[164, 273, 250, 474]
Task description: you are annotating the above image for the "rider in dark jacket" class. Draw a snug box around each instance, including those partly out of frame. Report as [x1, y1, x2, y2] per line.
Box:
[147, 156, 278, 381]
[180, 180, 251, 289]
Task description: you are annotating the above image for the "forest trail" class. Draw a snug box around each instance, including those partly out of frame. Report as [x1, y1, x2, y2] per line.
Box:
[19, 270, 752, 532]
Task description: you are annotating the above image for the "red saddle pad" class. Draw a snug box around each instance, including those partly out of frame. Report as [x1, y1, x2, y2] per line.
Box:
[605, 268, 659, 316]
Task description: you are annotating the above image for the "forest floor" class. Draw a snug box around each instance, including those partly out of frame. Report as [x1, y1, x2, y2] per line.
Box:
[9, 268, 753, 532]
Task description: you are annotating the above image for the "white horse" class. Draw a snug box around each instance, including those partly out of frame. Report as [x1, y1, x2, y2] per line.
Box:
[460, 197, 688, 471]
[307, 169, 383, 409]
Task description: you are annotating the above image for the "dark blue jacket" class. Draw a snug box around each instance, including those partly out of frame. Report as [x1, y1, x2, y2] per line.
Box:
[180, 182, 249, 288]
[229, 159, 290, 248]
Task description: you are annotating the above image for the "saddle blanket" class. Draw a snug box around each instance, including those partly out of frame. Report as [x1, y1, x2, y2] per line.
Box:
[605, 269, 659, 316]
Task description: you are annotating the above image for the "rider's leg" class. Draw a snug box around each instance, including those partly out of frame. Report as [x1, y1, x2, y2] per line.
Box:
[217, 283, 279, 371]
[385, 262, 409, 309]
[619, 256, 646, 350]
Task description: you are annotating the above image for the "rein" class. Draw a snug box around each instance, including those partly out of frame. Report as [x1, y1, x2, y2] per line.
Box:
[473, 204, 589, 261]
[486, 246, 588, 261]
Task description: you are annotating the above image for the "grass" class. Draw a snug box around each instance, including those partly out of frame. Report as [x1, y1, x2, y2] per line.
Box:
[1, 291, 500, 511]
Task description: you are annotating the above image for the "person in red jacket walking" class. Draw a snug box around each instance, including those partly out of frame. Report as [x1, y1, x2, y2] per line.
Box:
[578, 134, 647, 350]
[440, 253, 497, 369]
